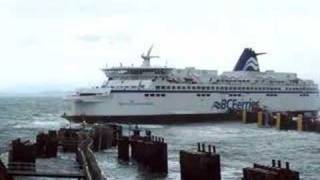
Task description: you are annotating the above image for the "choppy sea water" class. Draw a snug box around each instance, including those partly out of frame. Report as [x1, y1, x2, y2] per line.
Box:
[0, 96, 319, 180]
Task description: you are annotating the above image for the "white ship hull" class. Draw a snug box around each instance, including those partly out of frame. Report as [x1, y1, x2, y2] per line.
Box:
[65, 90, 319, 123]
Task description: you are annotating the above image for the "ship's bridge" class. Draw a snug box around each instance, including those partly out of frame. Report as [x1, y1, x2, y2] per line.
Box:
[102, 67, 173, 80]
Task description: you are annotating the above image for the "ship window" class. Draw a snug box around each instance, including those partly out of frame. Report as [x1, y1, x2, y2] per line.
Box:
[161, 86, 165, 89]
[197, 94, 200, 97]
[187, 86, 191, 89]
[156, 94, 160, 97]
[172, 86, 176, 90]
[211, 86, 215, 90]
[206, 94, 210, 96]
[197, 86, 201, 90]
[207, 87, 210, 90]
[192, 86, 196, 90]
[202, 87, 206, 90]
[156, 86, 160, 89]
[145, 94, 149, 97]
[161, 94, 166, 97]
[201, 94, 206, 97]
[177, 86, 181, 89]
[150, 94, 155, 97]
[167, 86, 170, 89]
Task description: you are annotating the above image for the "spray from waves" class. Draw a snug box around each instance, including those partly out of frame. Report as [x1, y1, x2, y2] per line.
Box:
[13, 116, 69, 130]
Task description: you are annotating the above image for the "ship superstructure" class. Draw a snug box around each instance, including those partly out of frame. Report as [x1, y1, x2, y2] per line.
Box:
[65, 47, 320, 123]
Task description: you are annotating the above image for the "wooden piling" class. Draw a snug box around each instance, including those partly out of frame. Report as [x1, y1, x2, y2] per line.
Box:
[0, 160, 13, 180]
[130, 136, 168, 174]
[8, 139, 37, 171]
[92, 126, 114, 151]
[180, 143, 221, 180]
[276, 113, 281, 129]
[297, 114, 303, 132]
[118, 136, 130, 161]
[242, 110, 247, 123]
[36, 131, 58, 158]
[257, 111, 263, 127]
[275, 112, 297, 130]
[242, 160, 299, 180]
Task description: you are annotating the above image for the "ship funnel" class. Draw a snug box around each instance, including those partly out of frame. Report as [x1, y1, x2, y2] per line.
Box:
[233, 48, 266, 72]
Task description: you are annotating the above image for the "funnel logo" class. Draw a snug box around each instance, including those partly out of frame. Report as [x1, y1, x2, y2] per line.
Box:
[212, 99, 259, 111]
[243, 57, 259, 71]
[233, 48, 266, 72]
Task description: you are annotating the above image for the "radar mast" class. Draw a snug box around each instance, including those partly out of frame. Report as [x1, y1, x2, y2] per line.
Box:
[141, 45, 159, 67]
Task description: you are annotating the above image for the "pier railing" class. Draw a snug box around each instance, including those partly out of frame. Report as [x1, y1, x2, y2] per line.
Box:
[77, 136, 106, 180]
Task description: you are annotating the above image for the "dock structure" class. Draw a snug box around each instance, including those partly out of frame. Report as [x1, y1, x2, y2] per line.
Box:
[242, 160, 299, 180]
[180, 143, 221, 180]
[36, 130, 58, 158]
[117, 136, 130, 161]
[242, 111, 259, 124]
[2, 124, 117, 180]
[249, 110, 320, 133]
[8, 139, 36, 171]
[1, 123, 307, 179]
[116, 128, 168, 174]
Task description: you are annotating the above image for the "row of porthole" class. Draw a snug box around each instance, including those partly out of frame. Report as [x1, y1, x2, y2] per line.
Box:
[229, 94, 241, 97]
[144, 93, 310, 98]
[266, 94, 278, 96]
[196, 94, 211, 97]
[299, 94, 310, 96]
[144, 93, 166, 97]
[155, 86, 285, 91]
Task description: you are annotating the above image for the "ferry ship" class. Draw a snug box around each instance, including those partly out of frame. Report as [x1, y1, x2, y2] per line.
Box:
[64, 47, 320, 123]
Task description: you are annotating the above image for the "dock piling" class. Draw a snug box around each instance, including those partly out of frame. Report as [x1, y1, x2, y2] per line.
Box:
[180, 143, 221, 180]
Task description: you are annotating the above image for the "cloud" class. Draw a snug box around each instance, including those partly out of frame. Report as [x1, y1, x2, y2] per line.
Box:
[0, 0, 320, 92]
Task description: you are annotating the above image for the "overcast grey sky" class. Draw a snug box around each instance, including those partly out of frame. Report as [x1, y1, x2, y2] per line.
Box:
[0, 0, 319, 93]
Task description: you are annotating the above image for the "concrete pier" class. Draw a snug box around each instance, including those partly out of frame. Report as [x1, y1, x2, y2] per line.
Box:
[180, 143, 221, 180]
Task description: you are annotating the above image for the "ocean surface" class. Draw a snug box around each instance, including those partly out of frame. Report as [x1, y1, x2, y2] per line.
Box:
[0, 96, 319, 180]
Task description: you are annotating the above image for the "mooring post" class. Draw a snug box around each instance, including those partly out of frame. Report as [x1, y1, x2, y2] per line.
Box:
[297, 114, 303, 131]
[118, 136, 130, 161]
[257, 111, 263, 127]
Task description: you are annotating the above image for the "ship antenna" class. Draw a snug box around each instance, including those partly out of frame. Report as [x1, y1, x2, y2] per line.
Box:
[141, 44, 160, 67]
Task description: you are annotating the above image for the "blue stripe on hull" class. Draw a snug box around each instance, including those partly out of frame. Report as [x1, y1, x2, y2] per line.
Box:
[110, 90, 318, 94]
[64, 113, 237, 124]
